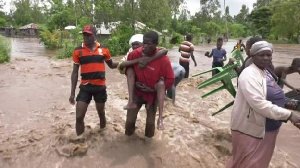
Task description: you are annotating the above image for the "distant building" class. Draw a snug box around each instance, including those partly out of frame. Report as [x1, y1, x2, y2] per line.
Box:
[0, 26, 16, 37]
[19, 23, 39, 37]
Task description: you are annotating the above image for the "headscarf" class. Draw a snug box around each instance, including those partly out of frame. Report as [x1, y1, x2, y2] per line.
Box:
[250, 41, 273, 56]
[129, 34, 143, 46]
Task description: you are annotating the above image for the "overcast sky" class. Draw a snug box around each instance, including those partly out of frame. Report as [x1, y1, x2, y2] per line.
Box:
[186, 0, 256, 16]
[2, 0, 256, 16]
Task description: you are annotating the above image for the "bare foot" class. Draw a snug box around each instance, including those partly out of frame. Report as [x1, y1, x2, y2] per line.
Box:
[123, 102, 137, 110]
[157, 118, 164, 130]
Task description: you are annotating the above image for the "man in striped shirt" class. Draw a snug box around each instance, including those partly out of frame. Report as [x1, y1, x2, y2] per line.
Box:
[178, 34, 197, 78]
[69, 25, 118, 136]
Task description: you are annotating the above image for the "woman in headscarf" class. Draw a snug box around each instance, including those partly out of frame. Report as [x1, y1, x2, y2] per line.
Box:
[226, 41, 300, 168]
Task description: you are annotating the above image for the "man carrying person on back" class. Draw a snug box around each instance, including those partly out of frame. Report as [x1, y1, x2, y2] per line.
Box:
[125, 31, 174, 137]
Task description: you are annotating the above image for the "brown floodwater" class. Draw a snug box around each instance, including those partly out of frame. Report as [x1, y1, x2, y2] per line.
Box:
[0, 37, 299, 168]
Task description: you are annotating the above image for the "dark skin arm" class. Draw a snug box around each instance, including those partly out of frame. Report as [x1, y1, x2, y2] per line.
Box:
[119, 48, 168, 69]
[138, 48, 168, 68]
[69, 64, 79, 105]
[135, 81, 156, 92]
[105, 59, 118, 69]
[190, 51, 197, 67]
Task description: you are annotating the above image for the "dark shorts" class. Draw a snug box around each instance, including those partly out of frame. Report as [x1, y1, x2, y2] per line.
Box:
[179, 62, 189, 78]
[76, 84, 107, 104]
[212, 62, 224, 76]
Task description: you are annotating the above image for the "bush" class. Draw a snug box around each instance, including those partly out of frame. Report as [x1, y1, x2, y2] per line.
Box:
[0, 35, 11, 63]
[56, 39, 77, 59]
[102, 24, 134, 56]
[169, 33, 183, 44]
[159, 35, 173, 48]
[40, 30, 61, 49]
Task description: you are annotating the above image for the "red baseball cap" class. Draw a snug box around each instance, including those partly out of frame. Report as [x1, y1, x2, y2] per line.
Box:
[82, 25, 96, 34]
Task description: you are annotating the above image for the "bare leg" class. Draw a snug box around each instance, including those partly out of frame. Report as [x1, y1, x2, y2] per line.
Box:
[125, 103, 142, 136]
[96, 102, 106, 129]
[76, 101, 88, 136]
[155, 79, 165, 130]
[145, 103, 158, 137]
[124, 67, 138, 110]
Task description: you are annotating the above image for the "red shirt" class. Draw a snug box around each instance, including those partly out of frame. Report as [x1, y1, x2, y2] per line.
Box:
[73, 42, 112, 86]
[127, 47, 174, 105]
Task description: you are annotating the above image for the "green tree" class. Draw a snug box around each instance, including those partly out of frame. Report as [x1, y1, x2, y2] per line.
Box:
[47, 0, 76, 30]
[138, 0, 172, 31]
[253, 0, 274, 8]
[234, 4, 249, 24]
[168, 0, 185, 16]
[192, 0, 221, 33]
[13, 0, 34, 26]
[224, 6, 233, 23]
[0, 11, 9, 27]
[248, 6, 272, 38]
[271, 0, 300, 42]
[205, 21, 221, 37]
[229, 23, 247, 38]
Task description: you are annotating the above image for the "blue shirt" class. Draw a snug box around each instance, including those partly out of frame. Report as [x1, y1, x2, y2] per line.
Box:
[211, 48, 226, 64]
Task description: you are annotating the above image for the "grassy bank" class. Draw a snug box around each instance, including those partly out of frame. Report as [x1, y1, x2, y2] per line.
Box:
[0, 35, 11, 63]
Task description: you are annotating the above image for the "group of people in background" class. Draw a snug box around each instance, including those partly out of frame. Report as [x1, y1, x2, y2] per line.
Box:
[69, 24, 300, 167]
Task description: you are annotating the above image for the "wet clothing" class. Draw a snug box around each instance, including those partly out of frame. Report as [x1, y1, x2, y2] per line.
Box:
[127, 47, 174, 105]
[179, 41, 194, 78]
[265, 71, 284, 131]
[231, 63, 291, 139]
[211, 48, 226, 64]
[172, 63, 186, 86]
[226, 129, 279, 168]
[73, 42, 112, 86]
[179, 61, 189, 78]
[211, 48, 226, 75]
[179, 41, 194, 63]
[235, 42, 245, 51]
[76, 84, 107, 104]
[227, 64, 291, 168]
[167, 63, 185, 99]
[125, 96, 158, 137]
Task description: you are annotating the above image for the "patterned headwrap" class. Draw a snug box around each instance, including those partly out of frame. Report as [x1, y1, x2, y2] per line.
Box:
[250, 41, 273, 56]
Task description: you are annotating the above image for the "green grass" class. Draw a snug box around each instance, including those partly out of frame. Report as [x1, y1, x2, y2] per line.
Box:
[0, 35, 11, 63]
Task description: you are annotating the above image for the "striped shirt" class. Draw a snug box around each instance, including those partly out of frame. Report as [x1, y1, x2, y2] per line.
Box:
[179, 41, 194, 63]
[73, 42, 112, 86]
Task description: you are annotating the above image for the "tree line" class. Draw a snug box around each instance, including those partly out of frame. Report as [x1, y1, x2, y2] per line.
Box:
[0, 0, 299, 57]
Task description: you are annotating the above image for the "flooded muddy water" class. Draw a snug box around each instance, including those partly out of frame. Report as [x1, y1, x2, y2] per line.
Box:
[0, 38, 299, 168]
